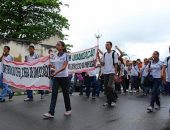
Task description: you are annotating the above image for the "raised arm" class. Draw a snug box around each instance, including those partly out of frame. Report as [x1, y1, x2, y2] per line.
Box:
[97, 49, 104, 66]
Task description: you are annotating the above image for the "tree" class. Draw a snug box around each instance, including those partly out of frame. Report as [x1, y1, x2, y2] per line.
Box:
[65, 44, 73, 52]
[0, 0, 69, 43]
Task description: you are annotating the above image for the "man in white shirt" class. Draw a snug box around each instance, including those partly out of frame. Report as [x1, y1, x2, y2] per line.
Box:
[97, 41, 118, 107]
[0, 46, 14, 102]
[24, 45, 44, 102]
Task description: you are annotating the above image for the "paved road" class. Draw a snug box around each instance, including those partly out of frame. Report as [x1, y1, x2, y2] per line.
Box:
[0, 93, 170, 130]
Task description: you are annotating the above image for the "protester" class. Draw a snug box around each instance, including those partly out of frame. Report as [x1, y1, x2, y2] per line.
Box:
[72, 73, 78, 94]
[43, 41, 71, 118]
[162, 46, 170, 115]
[86, 69, 98, 99]
[68, 73, 73, 95]
[137, 59, 142, 91]
[140, 58, 149, 95]
[0, 46, 14, 102]
[76, 73, 84, 95]
[124, 60, 131, 91]
[96, 65, 104, 96]
[130, 60, 140, 93]
[147, 51, 163, 112]
[115, 61, 121, 93]
[118, 57, 127, 94]
[97, 41, 118, 107]
[24, 45, 45, 102]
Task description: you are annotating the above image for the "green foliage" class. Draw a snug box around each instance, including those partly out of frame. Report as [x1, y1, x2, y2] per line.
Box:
[0, 0, 69, 42]
[65, 44, 73, 52]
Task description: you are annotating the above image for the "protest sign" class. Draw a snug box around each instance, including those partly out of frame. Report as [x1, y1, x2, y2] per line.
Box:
[68, 46, 98, 73]
[3, 56, 50, 90]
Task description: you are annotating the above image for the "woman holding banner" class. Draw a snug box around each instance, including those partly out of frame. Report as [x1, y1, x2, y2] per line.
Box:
[43, 41, 72, 119]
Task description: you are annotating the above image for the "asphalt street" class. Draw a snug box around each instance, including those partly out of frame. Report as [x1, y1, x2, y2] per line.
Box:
[0, 93, 170, 130]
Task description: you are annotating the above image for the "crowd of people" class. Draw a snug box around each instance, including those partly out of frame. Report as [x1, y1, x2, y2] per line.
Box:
[0, 41, 170, 119]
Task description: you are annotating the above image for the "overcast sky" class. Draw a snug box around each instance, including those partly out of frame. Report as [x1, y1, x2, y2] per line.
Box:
[61, 0, 170, 60]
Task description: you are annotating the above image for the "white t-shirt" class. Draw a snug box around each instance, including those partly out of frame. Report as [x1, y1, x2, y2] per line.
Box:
[141, 64, 149, 77]
[125, 66, 130, 76]
[53, 53, 69, 77]
[0, 55, 13, 74]
[87, 68, 100, 77]
[120, 64, 125, 76]
[130, 65, 139, 76]
[25, 53, 40, 62]
[150, 60, 163, 78]
[164, 57, 170, 82]
[102, 51, 119, 74]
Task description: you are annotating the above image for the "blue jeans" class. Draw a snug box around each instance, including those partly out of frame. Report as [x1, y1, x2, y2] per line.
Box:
[86, 76, 97, 97]
[150, 78, 161, 107]
[27, 90, 44, 99]
[0, 73, 13, 100]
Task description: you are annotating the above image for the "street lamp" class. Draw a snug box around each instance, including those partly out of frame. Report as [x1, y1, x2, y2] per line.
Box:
[94, 34, 102, 46]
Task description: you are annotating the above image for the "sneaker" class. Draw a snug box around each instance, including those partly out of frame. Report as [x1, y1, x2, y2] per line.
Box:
[64, 111, 72, 116]
[155, 105, 160, 110]
[24, 98, 33, 102]
[110, 102, 116, 107]
[147, 106, 153, 112]
[133, 90, 137, 93]
[103, 102, 108, 106]
[129, 90, 133, 93]
[9, 92, 14, 100]
[43, 113, 54, 118]
[41, 95, 44, 100]
[0, 98, 5, 102]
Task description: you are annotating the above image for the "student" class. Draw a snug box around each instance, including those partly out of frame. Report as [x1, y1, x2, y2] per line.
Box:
[162, 46, 170, 95]
[43, 41, 71, 118]
[24, 45, 44, 102]
[147, 51, 163, 112]
[119, 58, 127, 94]
[97, 41, 118, 107]
[76, 73, 84, 95]
[162, 46, 170, 115]
[124, 60, 131, 91]
[141, 58, 149, 95]
[0, 46, 14, 102]
[130, 60, 140, 93]
[130, 61, 139, 93]
[86, 69, 97, 99]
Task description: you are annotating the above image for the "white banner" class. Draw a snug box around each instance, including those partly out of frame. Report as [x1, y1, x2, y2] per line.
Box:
[68, 46, 98, 73]
[3, 56, 50, 90]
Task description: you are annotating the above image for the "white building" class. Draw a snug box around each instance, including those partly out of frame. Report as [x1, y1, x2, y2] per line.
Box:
[0, 35, 60, 61]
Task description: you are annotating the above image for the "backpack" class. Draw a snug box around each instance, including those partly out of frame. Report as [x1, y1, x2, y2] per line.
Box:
[104, 50, 116, 65]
